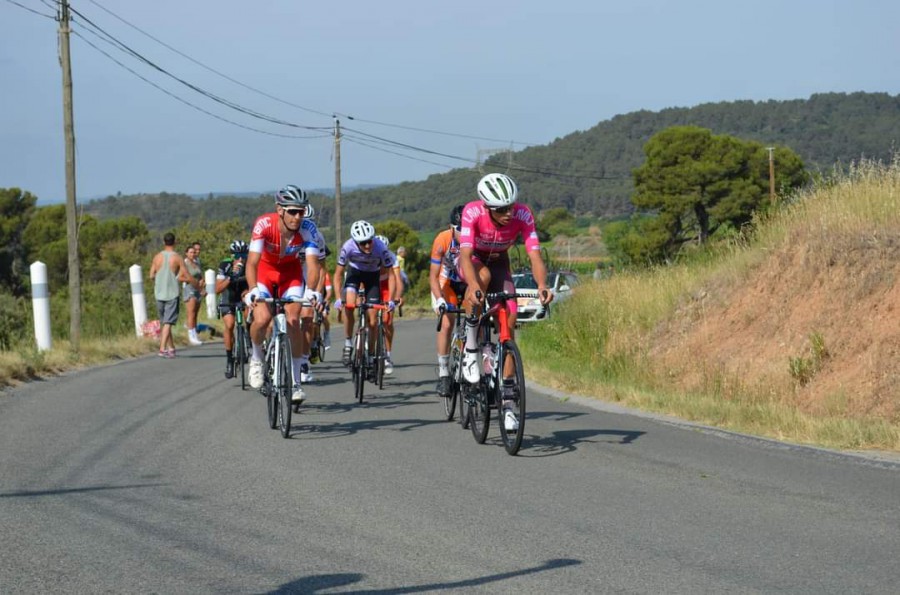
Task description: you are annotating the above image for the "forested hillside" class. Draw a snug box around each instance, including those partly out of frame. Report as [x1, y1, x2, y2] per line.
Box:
[84, 92, 900, 231]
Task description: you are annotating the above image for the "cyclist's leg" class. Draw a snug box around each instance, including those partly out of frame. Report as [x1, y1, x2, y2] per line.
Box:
[380, 279, 395, 371]
[279, 282, 306, 390]
[435, 281, 459, 394]
[222, 309, 236, 377]
[456, 257, 490, 382]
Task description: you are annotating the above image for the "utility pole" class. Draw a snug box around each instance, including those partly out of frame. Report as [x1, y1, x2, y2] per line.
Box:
[334, 118, 342, 247]
[58, 0, 81, 352]
[767, 147, 776, 205]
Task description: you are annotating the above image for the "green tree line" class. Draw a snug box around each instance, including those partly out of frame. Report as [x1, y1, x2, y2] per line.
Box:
[83, 92, 899, 235]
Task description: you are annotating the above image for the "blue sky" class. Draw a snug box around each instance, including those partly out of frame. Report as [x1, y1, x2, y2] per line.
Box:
[2, 0, 898, 204]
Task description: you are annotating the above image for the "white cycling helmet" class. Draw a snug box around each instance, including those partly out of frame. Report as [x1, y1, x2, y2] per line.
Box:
[275, 184, 309, 207]
[477, 173, 518, 208]
[304, 203, 317, 220]
[350, 220, 375, 243]
[375, 234, 390, 248]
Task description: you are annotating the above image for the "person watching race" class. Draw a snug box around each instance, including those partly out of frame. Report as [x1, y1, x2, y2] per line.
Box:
[333, 220, 396, 368]
[430, 204, 466, 397]
[375, 234, 404, 375]
[244, 184, 322, 407]
[457, 173, 553, 431]
[215, 240, 250, 379]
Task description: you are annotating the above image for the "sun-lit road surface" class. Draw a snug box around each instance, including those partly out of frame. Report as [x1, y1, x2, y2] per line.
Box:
[2, 318, 899, 593]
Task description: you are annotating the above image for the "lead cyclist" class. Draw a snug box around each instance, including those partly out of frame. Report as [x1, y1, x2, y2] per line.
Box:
[456, 173, 553, 431]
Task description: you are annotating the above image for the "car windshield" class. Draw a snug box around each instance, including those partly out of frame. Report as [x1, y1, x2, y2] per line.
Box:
[513, 273, 539, 290]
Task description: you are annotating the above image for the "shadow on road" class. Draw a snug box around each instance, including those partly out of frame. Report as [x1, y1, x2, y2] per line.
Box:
[522, 427, 645, 457]
[0, 482, 169, 499]
[266, 557, 581, 593]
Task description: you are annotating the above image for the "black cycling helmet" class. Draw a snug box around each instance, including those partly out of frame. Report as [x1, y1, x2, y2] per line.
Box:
[450, 204, 464, 228]
[230, 239, 249, 254]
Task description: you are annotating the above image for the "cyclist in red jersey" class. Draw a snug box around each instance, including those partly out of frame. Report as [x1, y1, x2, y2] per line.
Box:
[244, 185, 322, 406]
[457, 173, 553, 431]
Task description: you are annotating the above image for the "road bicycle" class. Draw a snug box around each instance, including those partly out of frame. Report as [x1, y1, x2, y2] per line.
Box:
[349, 302, 389, 403]
[308, 305, 327, 365]
[220, 302, 251, 390]
[256, 295, 311, 439]
[436, 301, 468, 424]
[461, 290, 528, 455]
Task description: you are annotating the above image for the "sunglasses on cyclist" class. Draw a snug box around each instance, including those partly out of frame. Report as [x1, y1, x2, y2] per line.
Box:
[283, 207, 305, 217]
[490, 205, 512, 214]
[357, 239, 373, 247]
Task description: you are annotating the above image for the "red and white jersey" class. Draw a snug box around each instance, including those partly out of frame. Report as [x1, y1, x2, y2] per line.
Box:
[249, 213, 320, 266]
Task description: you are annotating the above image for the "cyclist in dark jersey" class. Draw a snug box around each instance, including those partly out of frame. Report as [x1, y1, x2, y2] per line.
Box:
[215, 240, 250, 379]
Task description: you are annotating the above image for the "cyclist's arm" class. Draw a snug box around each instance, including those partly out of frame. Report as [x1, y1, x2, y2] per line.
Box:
[526, 248, 553, 305]
[459, 245, 482, 307]
[304, 251, 321, 298]
[245, 250, 261, 292]
[333, 263, 346, 300]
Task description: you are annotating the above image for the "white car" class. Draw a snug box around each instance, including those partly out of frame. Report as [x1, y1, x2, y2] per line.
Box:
[512, 270, 579, 323]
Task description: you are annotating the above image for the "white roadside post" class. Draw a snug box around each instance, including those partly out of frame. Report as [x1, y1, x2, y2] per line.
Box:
[205, 268, 216, 319]
[30, 261, 52, 351]
[129, 264, 147, 337]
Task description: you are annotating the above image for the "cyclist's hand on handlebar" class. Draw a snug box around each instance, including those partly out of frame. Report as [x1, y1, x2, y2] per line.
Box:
[333, 298, 343, 311]
[539, 287, 553, 305]
[464, 286, 482, 308]
[387, 300, 396, 313]
[244, 287, 260, 307]
[433, 297, 447, 315]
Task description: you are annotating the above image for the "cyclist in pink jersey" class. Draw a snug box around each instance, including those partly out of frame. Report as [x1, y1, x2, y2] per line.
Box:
[244, 184, 322, 406]
[457, 173, 553, 431]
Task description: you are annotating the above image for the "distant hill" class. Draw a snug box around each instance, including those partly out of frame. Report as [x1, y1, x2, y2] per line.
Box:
[84, 92, 900, 231]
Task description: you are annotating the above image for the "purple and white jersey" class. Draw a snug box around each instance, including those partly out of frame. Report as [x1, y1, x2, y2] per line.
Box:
[337, 237, 394, 272]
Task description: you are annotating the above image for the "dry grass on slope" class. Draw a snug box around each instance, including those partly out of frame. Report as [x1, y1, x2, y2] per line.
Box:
[648, 160, 900, 448]
[522, 159, 900, 451]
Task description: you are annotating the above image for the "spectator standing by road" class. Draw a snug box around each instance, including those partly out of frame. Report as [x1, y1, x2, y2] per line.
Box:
[183, 244, 205, 345]
[149, 232, 192, 358]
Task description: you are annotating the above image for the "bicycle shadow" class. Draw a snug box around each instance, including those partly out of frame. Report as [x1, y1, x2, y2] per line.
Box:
[265, 558, 581, 593]
[515, 427, 646, 458]
[289, 413, 450, 440]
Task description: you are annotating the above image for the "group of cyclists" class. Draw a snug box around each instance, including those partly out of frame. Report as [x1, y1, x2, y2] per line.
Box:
[214, 172, 554, 432]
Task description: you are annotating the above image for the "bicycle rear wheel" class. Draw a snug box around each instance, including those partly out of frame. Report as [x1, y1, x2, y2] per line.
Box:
[469, 382, 490, 444]
[278, 338, 293, 438]
[497, 340, 526, 455]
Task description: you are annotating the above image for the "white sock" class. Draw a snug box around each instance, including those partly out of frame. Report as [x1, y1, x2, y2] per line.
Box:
[292, 357, 303, 383]
[251, 342, 264, 362]
[438, 355, 450, 376]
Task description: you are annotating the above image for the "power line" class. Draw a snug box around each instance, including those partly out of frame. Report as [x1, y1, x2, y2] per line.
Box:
[72, 30, 330, 139]
[2, 0, 55, 19]
[68, 5, 331, 132]
[342, 136, 465, 171]
[79, 0, 542, 147]
[82, 0, 334, 119]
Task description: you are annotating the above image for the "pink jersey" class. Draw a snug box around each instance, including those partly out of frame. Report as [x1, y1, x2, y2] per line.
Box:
[458, 201, 540, 257]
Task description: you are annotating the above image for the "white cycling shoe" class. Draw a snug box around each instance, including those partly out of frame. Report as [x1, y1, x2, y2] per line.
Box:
[291, 384, 306, 405]
[503, 409, 519, 431]
[248, 359, 264, 389]
[461, 350, 481, 384]
[384, 357, 394, 375]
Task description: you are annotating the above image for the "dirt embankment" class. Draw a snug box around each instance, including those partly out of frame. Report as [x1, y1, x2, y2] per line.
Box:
[650, 231, 900, 421]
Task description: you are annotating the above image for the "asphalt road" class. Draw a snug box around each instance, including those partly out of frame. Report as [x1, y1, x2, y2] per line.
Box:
[2, 318, 899, 594]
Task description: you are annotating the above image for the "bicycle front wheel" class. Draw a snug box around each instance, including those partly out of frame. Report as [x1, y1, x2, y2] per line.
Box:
[353, 331, 366, 403]
[236, 325, 248, 390]
[498, 340, 526, 455]
[469, 382, 490, 444]
[265, 346, 277, 429]
[278, 337, 293, 439]
[375, 326, 386, 390]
